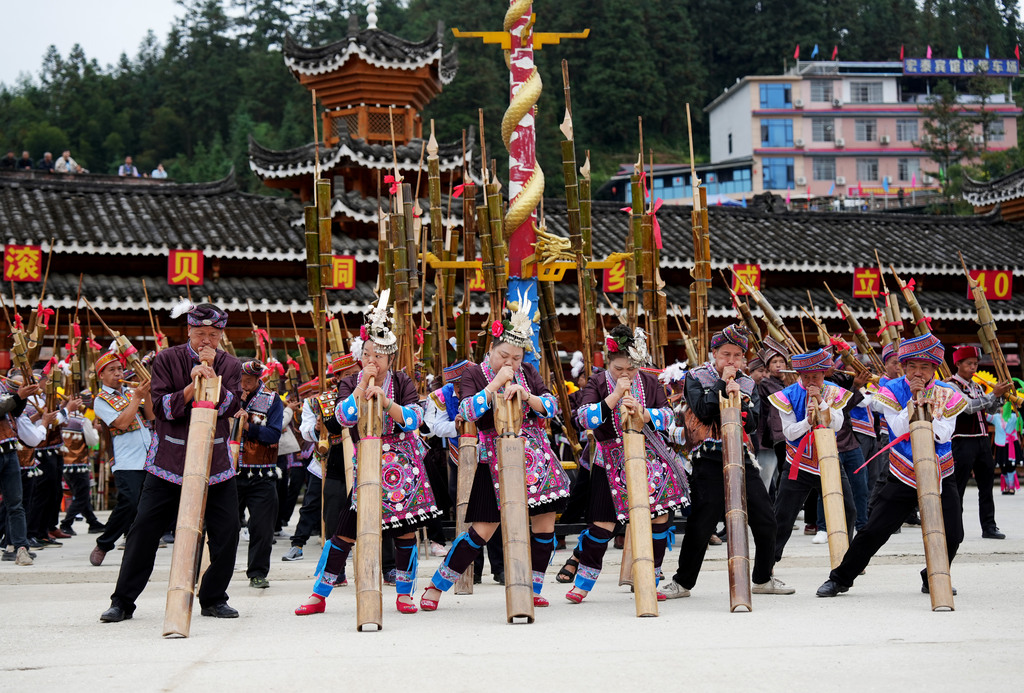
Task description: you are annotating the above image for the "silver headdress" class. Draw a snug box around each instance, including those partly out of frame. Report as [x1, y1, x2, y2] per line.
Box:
[363, 289, 397, 355]
[625, 327, 650, 367]
[497, 289, 534, 349]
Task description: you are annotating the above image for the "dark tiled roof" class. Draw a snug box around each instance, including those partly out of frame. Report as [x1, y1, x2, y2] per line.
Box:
[249, 125, 475, 179]
[963, 168, 1024, 206]
[0, 170, 304, 260]
[543, 199, 1024, 276]
[328, 188, 465, 228]
[282, 27, 456, 82]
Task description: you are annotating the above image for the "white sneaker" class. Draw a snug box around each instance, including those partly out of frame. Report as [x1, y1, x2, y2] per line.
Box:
[429, 541, 447, 557]
[812, 530, 828, 544]
[752, 576, 795, 595]
[15, 547, 33, 566]
[658, 580, 690, 599]
[241, 527, 250, 542]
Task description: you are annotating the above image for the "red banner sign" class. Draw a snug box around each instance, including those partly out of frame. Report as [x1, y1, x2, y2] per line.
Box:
[732, 264, 761, 295]
[603, 260, 626, 294]
[168, 249, 204, 286]
[3, 245, 43, 282]
[327, 255, 356, 290]
[852, 267, 882, 298]
[968, 270, 1012, 301]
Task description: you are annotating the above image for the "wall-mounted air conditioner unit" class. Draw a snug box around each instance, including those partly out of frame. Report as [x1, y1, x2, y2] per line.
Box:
[836, 176, 846, 185]
[795, 138, 806, 148]
[832, 98, 843, 108]
[794, 98, 805, 108]
[796, 176, 807, 186]
[880, 135, 891, 144]
[834, 138, 845, 148]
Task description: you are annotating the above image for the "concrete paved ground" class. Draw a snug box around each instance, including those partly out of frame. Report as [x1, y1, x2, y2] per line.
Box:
[1, 485, 1021, 692]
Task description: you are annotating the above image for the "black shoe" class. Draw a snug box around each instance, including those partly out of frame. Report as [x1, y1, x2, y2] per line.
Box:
[60, 525, 77, 536]
[200, 602, 239, 618]
[88, 523, 106, 534]
[161, 532, 175, 544]
[921, 581, 957, 596]
[2, 550, 38, 561]
[982, 527, 1006, 540]
[383, 569, 397, 586]
[27, 537, 45, 550]
[816, 580, 849, 597]
[38, 537, 61, 547]
[493, 572, 505, 585]
[473, 573, 482, 584]
[100, 605, 132, 623]
[904, 514, 921, 526]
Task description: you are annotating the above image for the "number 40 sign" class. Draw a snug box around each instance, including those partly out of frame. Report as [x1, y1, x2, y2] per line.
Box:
[968, 270, 1012, 301]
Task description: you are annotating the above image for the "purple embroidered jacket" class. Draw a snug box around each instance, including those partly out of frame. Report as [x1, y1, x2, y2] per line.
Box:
[147, 343, 242, 485]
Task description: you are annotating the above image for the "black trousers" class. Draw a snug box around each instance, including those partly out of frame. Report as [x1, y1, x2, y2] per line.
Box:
[237, 472, 279, 579]
[96, 470, 146, 552]
[830, 472, 963, 587]
[110, 474, 240, 613]
[28, 452, 61, 538]
[277, 464, 306, 529]
[290, 473, 346, 547]
[774, 465, 856, 562]
[952, 436, 997, 532]
[673, 457, 776, 588]
[473, 526, 505, 578]
[62, 470, 99, 529]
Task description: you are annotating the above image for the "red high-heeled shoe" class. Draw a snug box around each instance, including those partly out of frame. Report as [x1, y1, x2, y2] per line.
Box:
[294, 595, 326, 616]
[657, 591, 667, 602]
[565, 589, 586, 604]
[419, 588, 439, 611]
[533, 595, 549, 607]
[396, 595, 418, 614]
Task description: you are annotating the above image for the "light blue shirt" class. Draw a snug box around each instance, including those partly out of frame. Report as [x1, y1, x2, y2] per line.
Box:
[94, 385, 152, 471]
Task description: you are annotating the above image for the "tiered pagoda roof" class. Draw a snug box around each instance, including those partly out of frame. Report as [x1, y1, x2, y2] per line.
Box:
[963, 168, 1024, 222]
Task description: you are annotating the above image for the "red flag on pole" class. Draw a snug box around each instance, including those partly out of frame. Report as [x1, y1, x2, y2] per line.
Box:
[926, 45, 932, 59]
[858, 181, 864, 197]
[794, 44, 800, 60]
[1016, 45, 1020, 61]
[832, 45, 838, 60]
[899, 45, 904, 60]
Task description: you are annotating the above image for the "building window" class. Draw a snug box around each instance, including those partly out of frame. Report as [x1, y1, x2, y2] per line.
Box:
[850, 81, 883, 103]
[760, 119, 794, 147]
[857, 158, 879, 181]
[987, 121, 1006, 142]
[813, 158, 836, 181]
[762, 157, 794, 189]
[810, 81, 833, 103]
[728, 133, 733, 154]
[759, 83, 793, 109]
[854, 119, 877, 142]
[896, 119, 918, 142]
[811, 118, 835, 142]
[897, 158, 920, 182]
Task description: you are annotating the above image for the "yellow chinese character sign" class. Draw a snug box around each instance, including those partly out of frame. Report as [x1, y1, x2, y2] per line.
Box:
[603, 260, 626, 293]
[328, 255, 356, 290]
[468, 259, 486, 292]
[3, 245, 43, 282]
[168, 249, 204, 286]
[852, 268, 881, 298]
[732, 264, 761, 295]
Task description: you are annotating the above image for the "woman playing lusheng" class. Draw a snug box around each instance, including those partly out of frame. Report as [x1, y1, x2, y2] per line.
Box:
[421, 294, 570, 610]
[295, 293, 440, 616]
[561, 324, 689, 603]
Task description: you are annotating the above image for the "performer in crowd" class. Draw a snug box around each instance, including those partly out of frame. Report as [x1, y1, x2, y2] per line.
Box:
[295, 301, 438, 616]
[275, 394, 305, 533]
[661, 325, 793, 599]
[235, 360, 284, 589]
[946, 345, 1008, 539]
[60, 389, 103, 536]
[4, 372, 55, 552]
[100, 303, 242, 623]
[28, 369, 80, 545]
[988, 403, 1020, 495]
[420, 299, 570, 610]
[768, 348, 855, 561]
[90, 351, 154, 566]
[817, 334, 966, 597]
[563, 324, 689, 603]
[756, 338, 791, 496]
[424, 359, 505, 582]
[0, 376, 44, 565]
[284, 355, 356, 562]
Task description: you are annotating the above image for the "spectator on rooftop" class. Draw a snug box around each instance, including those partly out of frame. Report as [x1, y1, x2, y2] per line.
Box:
[151, 163, 168, 179]
[0, 152, 15, 170]
[36, 152, 54, 171]
[17, 151, 33, 170]
[54, 150, 85, 174]
[118, 156, 140, 178]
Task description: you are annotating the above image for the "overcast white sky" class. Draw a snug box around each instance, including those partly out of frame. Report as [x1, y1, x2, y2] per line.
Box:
[0, 0, 183, 88]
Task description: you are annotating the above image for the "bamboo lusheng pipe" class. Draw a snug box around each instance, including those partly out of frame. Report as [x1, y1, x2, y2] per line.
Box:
[620, 405, 659, 617]
[427, 122, 449, 375]
[355, 375, 384, 631]
[960, 253, 1024, 410]
[722, 274, 764, 353]
[809, 403, 849, 569]
[618, 530, 633, 587]
[289, 310, 314, 382]
[719, 380, 752, 612]
[732, 274, 802, 357]
[454, 420, 478, 595]
[141, 279, 166, 352]
[625, 163, 644, 331]
[493, 391, 534, 624]
[81, 298, 151, 383]
[163, 359, 221, 638]
[798, 308, 880, 386]
[486, 180, 507, 298]
[824, 282, 885, 373]
[537, 291, 581, 464]
[458, 186, 477, 362]
[909, 396, 954, 611]
[888, 267, 951, 380]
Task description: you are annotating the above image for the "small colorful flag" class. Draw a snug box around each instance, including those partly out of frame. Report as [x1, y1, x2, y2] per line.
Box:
[900, 44, 904, 60]
[911, 173, 917, 188]
[811, 44, 819, 59]
[785, 187, 791, 204]
[926, 45, 932, 59]
[985, 45, 990, 59]
[1016, 45, 1020, 62]
[828, 181, 835, 196]
[882, 177, 890, 194]
[857, 181, 864, 197]
[794, 44, 800, 60]
[831, 45, 838, 60]
[957, 46, 963, 59]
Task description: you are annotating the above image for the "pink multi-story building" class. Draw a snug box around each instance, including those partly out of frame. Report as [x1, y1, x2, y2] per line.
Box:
[705, 59, 1021, 201]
